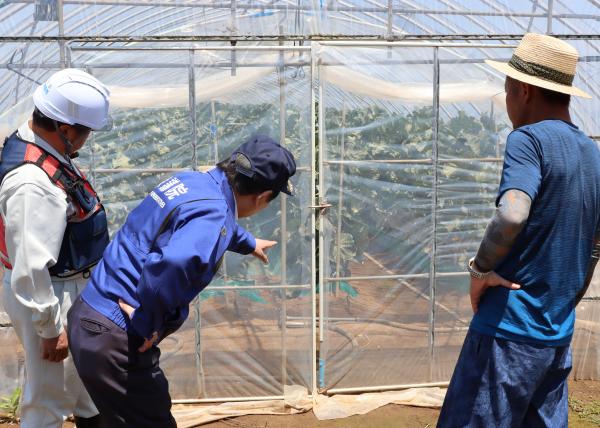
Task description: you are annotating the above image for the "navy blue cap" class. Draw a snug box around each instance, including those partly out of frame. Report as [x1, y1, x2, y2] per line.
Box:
[231, 134, 297, 195]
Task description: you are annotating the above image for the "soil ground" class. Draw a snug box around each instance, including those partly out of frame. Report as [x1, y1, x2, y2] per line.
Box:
[0, 380, 600, 427]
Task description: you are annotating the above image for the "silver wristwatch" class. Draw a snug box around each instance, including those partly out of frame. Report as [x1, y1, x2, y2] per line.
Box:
[467, 257, 490, 279]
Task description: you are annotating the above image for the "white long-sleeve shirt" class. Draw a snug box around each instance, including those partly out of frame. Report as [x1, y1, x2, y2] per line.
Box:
[0, 122, 78, 338]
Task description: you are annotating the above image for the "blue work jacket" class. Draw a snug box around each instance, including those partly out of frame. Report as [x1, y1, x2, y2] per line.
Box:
[81, 168, 256, 339]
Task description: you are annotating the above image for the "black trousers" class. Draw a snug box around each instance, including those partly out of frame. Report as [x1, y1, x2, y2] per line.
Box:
[67, 297, 177, 428]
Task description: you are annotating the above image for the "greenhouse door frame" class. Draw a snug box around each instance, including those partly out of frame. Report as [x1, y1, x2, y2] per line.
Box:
[314, 40, 518, 395]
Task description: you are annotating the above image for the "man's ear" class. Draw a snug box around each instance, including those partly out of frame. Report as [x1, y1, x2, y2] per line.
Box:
[58, 123, 70, 135]
[257, 190, 273, 205]
[522, 82, 533, 103]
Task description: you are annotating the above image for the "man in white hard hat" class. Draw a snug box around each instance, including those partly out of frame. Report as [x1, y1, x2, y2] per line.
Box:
[438, 34, 600, 427]
[0, 69, 110, 428]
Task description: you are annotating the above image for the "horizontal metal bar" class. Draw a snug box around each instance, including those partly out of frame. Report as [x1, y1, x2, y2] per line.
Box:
[324, 381, 450, 395]
[204, 284, 311, 291]
[0, 35, 599, 43]
[91, 166, 311, 174]
[71, 61, 308, 69]
[172, 395, 287, 404]
[327, 273, 428, 282]
[324, 159, 432, 165]
[92, 167, 192, 173]
[319, 41, 517, 48]
[71, 46, 312, 52]
[4, 56, 599, 71]
[324, 158, 503, 166]
[440, 157, 503, 163]
[79, 61, 308, 69]
[326, 271, 468, 282]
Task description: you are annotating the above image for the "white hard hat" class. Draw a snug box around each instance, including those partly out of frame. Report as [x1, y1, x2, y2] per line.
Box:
[33, 68, 110, 131]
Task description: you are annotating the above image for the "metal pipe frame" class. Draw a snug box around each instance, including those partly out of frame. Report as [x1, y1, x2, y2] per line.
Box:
[278, 44, 288, 391]
[319, 41, 518, 48]
[428, 46, 440, 383]
[3, 61, 310, 69]
[4, 0, 600, 20]
[334, 103, 347, 297]
[323, 158, 504, 165]
[326, 271, 468, 282]
[187, 48, 206, 398]
[172, 395, 288, 404]
[317, 67, 326, 346]
[203, 284, 311, 291]
[310, 43, 318, 396]
[5, 55, 600, 70]
[1, 35, 600, 43]
[69, 45, 312, 51]
[547, 0, 554, 34]
[325, 381, 450, 395]
[57, 0, 66, 68]
[88, 166, 311, 174]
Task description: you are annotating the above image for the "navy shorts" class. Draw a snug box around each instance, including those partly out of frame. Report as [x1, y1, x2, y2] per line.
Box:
[438, 329, 571, 428]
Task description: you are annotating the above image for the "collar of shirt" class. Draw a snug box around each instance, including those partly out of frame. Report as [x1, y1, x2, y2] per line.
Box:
[17, 121, 79, 173]
[207, 167, 238, 219]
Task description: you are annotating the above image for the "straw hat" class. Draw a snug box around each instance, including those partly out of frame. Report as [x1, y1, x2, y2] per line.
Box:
[485, 33, 591, 99]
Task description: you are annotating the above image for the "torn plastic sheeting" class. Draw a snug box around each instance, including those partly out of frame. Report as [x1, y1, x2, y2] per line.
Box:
[172, 385, 445, 426]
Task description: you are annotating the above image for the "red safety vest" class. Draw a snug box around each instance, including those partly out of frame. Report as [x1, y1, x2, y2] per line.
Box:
[0, 132, 109, 277]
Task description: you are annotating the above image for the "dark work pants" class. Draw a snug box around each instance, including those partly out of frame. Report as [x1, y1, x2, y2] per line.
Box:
[437, 329, 571, 428]
[67, 296, 177, 428]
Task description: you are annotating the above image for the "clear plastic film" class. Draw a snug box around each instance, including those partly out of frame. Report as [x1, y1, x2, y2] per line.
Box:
[0, 2, 597, 38]
[315, 40, 600, 393]
[0, 35, 599, 403]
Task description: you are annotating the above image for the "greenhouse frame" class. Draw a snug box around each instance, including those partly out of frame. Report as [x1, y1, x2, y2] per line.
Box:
[0, 0, 599, 407]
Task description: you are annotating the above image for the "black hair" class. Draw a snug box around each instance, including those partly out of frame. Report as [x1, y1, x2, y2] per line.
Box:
[32, 107, 91, 134]
[217, 156, 279, 202]
[537, 86, 571, 107]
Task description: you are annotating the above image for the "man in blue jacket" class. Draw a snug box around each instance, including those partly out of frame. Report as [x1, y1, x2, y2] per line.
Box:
[67, 134, 296, 428]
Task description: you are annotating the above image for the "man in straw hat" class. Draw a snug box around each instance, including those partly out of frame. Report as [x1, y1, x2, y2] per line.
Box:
[438, 33, 600, 427]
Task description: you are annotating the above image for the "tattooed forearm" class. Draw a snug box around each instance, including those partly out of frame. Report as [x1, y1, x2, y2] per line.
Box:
[474, 189, 532, 272]
[575, 228, 600, 306]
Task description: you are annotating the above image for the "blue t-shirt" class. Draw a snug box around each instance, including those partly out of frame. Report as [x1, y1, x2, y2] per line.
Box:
[471, 120, 600, 346]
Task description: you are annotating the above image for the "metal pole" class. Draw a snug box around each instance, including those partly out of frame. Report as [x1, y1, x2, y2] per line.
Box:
[325, 381, 450, 395]
[84, 66, 96, 186]
[189, 50, 198, 171]
[310, 42, 318, 396]
[386, 0, 393, 39]
[188, 49, 206, 398]
[547, 0, 554, 34]
[429, 47, 440, 383]
[211, 100, 218, 164]
[193, 297, 206, 397]
[334, 103, 347, 292]
[317, 52, 327, 390]
[57, 0, 65, 68]
[278, 45, 288, 389]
